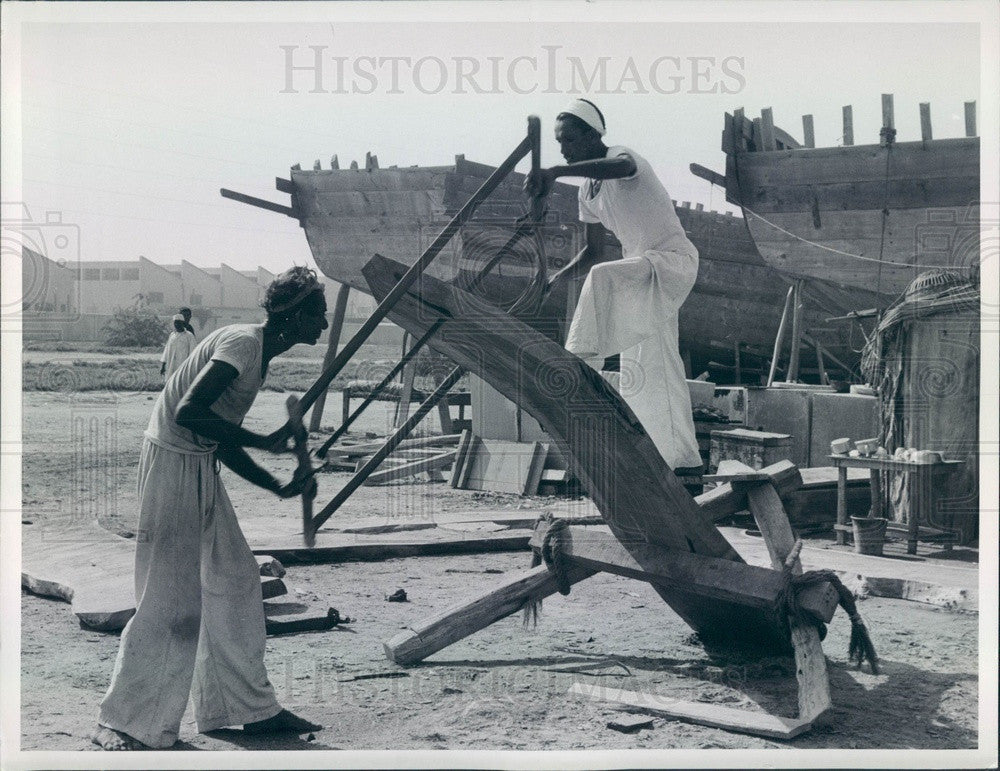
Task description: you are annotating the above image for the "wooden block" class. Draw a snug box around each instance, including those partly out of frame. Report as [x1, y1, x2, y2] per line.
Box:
[760, 108, 777, 151]
[695, 459, 802, 521]
[261, 576, 288, 600]
[570, 684, 811, 740]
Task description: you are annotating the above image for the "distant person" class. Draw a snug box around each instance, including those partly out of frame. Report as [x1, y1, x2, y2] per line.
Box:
[159, 314, 196, 378]
[524, 99, 702, 471]
[179, 307, 196, 337]
[93, 266, 327, 750]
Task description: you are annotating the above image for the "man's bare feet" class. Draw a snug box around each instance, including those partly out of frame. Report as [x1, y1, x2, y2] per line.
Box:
[91, 725, 148, 750]
[244, 708, 322, 735]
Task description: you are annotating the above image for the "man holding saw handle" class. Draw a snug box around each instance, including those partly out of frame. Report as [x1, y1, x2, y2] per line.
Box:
[94, 266, 326, 750]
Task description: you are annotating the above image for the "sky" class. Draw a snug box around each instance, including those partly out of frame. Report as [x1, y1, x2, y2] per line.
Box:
[2, 3, 993, 277]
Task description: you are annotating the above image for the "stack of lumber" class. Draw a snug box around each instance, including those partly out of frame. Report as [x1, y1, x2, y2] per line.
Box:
[322, 433, 461, 485]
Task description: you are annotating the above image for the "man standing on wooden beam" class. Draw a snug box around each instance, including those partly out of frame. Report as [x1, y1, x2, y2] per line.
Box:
[525, 99, 702, 472]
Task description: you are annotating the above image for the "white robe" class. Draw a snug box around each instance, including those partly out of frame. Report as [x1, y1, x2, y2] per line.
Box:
[566, 145, 702, 470]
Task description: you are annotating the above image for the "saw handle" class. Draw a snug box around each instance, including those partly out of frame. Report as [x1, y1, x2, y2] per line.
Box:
[286, 395, 318, 546]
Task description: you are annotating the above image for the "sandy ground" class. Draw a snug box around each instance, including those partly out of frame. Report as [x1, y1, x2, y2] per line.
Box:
[18, 389, 981, 754]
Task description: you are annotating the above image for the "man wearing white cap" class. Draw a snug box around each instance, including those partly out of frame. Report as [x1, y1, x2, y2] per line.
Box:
[524, 98, 702, 472]
[160, 314, 196, 378]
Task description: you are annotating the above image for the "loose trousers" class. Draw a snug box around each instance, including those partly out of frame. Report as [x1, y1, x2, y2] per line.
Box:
[99, 439, 280, 748]
[565, 249, 703, 470]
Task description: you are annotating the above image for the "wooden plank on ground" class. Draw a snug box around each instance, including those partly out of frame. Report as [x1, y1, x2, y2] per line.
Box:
[569, 684, 812, 740]
[364, 449, 456, 485]
[250, 530, 532, 565]
[328, 434, 462, 458]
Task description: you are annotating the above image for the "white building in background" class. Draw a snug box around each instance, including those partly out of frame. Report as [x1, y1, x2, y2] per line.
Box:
[76, 257, 183, 315]
[21, 246, 78, 315]
[24, 254, 395, 343]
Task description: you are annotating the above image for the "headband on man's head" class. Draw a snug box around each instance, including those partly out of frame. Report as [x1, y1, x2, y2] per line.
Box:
[268, 282, 322, 314]
[558, 99, 606, 136]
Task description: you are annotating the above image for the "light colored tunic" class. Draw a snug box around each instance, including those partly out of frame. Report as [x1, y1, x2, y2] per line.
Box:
[159, 330, 195, 378]
[565, 146, 702, 470]
[100, 324, 280, 748]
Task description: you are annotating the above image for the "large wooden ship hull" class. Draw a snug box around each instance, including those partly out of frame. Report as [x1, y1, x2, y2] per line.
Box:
[720, 110, 980, 299]
[284, 155, 861, 379]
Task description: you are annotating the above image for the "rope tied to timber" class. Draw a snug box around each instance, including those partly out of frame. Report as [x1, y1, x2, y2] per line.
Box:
[523, 513, 571, 627]
[776, 540, 880, 674]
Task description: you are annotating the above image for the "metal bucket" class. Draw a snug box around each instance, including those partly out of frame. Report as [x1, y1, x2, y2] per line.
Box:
[851, 516, 888, 556]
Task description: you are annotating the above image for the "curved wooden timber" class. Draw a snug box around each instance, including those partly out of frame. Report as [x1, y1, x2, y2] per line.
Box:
[364, 254, 792, 644]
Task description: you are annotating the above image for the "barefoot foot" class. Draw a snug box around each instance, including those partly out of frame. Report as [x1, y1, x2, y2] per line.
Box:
[244, 708, 322, 735]
[91, 725, 148, 750]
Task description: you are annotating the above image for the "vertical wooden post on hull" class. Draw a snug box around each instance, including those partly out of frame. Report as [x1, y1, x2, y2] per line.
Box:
[880, 94, 895, 147]
[760, 108, 777, 151]
[802, 115, 815, 148]
[309, 283, 351, 432]
[920, 103, 933, 141]
[767, 286, 795, 387]
[964, 101, 976, 137]
[842, 105, 853, 146]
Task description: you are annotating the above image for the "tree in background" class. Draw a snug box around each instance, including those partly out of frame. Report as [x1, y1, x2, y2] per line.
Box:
[102, 296, 169, 348]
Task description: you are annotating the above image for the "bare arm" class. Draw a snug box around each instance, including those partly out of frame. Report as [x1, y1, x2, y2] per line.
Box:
[175, 360, 295, 494]
[525, 155, 637, 199]
[175, 360, 276, 450]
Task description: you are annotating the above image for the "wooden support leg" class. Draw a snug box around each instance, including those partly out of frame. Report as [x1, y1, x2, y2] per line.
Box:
[786, 280, 804, 383]
[385, 564, 596, 665]
[767, 286, 794, 387]
[395, 333, 417, 427]
[746, 483, 831, 723]
[309, 283, 351, 432]
[836, 466, 848, 545]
